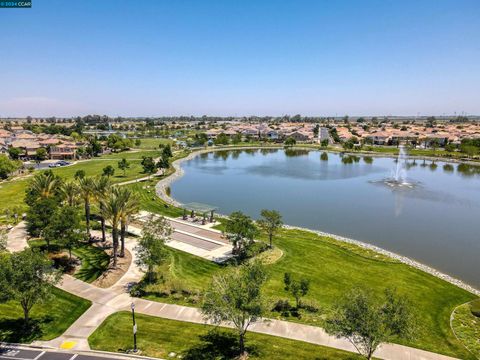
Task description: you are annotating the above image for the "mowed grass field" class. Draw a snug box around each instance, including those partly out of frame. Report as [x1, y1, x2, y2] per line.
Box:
[134, 137, 173, 150]
[0, 150, 161, 213]
[129, 182, 477, 359]
[0, 288, 90, 343]
[89, 312, 362, 360]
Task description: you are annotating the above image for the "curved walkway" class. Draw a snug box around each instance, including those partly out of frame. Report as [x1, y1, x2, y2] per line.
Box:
[7, 221, 461, 359]
[6, 221, 28, 252]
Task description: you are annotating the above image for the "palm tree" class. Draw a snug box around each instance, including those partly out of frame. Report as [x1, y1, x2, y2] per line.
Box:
[100, 187, 123, 268]
[118, 188, 139, 257]
[29, 171, 60, 199]
[60, 181, 80, 207]
[93, 176, 111, 243]
[78, 177, 95, 239]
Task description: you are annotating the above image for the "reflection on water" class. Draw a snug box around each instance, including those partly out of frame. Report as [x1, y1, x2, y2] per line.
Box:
[443, 164, 454, 172]
[363, 156, 373, 164]
[173, 149, 480, 287]
[284, 148, 310, 157]
[457, 163, 480, 177]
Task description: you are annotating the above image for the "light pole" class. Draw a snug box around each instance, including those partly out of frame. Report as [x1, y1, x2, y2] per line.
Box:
[131, 302, 137, 352]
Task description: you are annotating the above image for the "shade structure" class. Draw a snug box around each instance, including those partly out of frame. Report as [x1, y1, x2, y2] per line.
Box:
[181, 202, 218, 213]
[181, 202, 218, 223]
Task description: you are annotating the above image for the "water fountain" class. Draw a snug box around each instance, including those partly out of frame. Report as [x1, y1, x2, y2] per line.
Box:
[393, 145, 408, 184]
[384, 145, 414, 188]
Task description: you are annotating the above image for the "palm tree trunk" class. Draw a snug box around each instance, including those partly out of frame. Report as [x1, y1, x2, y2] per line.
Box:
[85, 199, 91, 240]
[112, 225, 119, 268]
[120, 219, 126, 257]
[101, 217, 106, 242]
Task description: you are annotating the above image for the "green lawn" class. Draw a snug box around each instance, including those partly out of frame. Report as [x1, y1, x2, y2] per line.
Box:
[50, 150, 161, 181]
[0, 288, 90, 343]
[71, 244, 110, 283]
[134, 137, 173, 150]
[0, 150, 161, 214]
[451, 299, 480, 358]
[29, 239, 110, 283]
[89, 312, 362, 359]
[0, 178, 29, 213]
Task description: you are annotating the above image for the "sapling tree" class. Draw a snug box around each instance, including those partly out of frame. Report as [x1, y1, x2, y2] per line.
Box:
[325, 288, 417, 360]
[202, 260, 267, 357]
[284, 272, 310, 308]
[257, 209, 283, 248]
[135, 215, 172, 282]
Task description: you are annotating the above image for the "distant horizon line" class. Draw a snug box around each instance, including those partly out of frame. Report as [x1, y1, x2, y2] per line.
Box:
[1, 114, 479, 120]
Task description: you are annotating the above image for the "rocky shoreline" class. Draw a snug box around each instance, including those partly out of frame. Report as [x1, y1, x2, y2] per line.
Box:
[156, 146, 480, 297]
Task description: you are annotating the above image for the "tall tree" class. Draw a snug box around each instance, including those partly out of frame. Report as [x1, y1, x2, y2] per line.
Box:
[0, 249, 60, 325]
[35, 148, 48, 165]
[284, 137, 296, 147]
[93, 176, 111, 243]
[118, 188, 139, 257]
[0, 155, 21, 179]
[100, 187, 123, 267]
[60, 181, 80, 207]
[161, 144, 173, 158]
[257, 209, 283, 248]
[157, 154, 170, 175]
[134, 215, 172, 282]
[26, 170, 61, 203]
[25, 171, 63, 241]
[202, 261, 268, 357]
[141, 156, 157, 174]
[225, 211, 258, 255]
[78, 177, 95, 239]
[45, 205, 84, 259]
[325, 288, 417, 360]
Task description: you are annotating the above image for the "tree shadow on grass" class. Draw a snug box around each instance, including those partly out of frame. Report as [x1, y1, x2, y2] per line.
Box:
[183, 329, 259, 360]
[0, 316, 52, 343]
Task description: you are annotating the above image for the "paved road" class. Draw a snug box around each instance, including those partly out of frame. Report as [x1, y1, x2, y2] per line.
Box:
[0, 347, 152, 360]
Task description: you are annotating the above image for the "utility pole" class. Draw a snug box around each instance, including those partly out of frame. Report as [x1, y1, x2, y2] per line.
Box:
[131, 302, 138, 352]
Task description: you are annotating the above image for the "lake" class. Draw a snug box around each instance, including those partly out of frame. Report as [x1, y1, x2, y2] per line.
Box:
[171, 148, 480, 288]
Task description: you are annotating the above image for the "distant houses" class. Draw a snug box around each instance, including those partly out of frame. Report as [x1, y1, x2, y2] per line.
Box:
[0, 129, 78, 160]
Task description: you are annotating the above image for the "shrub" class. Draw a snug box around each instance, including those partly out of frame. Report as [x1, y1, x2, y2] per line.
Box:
[299, 299, 321, 313]
[272, 299, 292, 313]
[470, 300, 480, 318]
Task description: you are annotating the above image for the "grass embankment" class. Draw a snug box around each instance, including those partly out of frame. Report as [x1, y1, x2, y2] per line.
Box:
[336, 145, 479, 161]
[0, 288, 90, 343]
[29, 239, 110, 283]
[89, 312, 362, 360]
[0, 150, 161, 214]
[451, 299, 480, 358]
[129, 178, 477, 359]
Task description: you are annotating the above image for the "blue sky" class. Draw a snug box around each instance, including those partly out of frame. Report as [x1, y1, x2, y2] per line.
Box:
[0, 0, 479, 117]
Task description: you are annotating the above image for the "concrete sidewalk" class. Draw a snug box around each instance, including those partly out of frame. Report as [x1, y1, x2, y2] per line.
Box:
[6, 221, 28, 252]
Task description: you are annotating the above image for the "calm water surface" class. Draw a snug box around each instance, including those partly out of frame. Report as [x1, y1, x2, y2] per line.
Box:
[171, 149, 480, 287]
